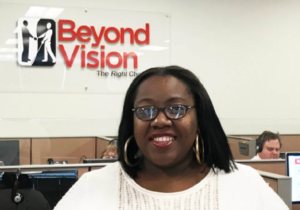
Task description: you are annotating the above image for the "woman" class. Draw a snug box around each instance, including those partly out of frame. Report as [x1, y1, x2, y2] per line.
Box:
[54, 66, 288, 210]
[101, 141, 118, 159]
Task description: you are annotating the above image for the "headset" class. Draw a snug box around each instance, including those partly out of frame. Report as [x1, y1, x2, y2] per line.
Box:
[47, 158, 55, 164]
[256, 133, 267, 153]
[47, 158, 68, 164]
[11, 169, 23, 204]
[256, 131, 282, 153]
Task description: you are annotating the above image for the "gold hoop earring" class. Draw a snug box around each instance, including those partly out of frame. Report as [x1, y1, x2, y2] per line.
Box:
[195, 135, 201, 164]
[124, 136, 142, 167]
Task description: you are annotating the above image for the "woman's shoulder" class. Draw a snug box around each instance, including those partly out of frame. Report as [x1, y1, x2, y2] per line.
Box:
[85, 161, 120, 180]
[218, 163, 289, 209]
[233, 162, 258, 174]
[218, 162, 259, 177]
[81, 161, 121, 194]
[217, 163, 264, 189]
[54, 162, 121, 210]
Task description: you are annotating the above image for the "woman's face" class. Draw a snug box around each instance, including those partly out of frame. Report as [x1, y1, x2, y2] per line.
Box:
[133, 75, 198, 168]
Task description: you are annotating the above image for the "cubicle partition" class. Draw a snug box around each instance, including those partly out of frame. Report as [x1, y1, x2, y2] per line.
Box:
[236, 159, 286, 176]
[280, 135, 300, 152]
[31, 137, 97, 165]
[0, 136, 113, 178]
[257, 170, 291, 209]
[0, 138, 31, 165]
[237, 159, 300, 209]
[0, 136, 112, 165]
[227, 136, 256, 159]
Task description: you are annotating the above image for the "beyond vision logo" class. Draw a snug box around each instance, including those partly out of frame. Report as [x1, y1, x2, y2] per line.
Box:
[18, 18, 56, 66]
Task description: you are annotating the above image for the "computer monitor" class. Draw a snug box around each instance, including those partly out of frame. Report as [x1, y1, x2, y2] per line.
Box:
[286, 152, 300, 203]
[83, 158, 118, 164]
[0, 140, 20, 165]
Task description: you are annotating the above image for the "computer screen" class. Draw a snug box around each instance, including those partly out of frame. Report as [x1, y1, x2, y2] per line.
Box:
[286, 152, 300, 203]
[0, 140, 20, 165]
[83, 158, 118, 164]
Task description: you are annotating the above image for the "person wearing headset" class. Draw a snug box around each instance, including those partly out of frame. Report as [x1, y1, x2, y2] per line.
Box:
[252, 131, 282, 160]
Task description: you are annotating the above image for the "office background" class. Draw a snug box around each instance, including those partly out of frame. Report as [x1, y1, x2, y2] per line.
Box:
[0, 0, 299, 137]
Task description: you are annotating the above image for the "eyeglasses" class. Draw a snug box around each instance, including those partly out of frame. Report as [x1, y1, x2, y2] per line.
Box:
[132, 105, 195, 121]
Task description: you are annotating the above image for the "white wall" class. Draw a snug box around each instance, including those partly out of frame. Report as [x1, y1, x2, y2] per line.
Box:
[0, 0, 299, 137]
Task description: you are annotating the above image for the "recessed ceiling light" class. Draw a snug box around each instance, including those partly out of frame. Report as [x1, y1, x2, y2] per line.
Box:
[43, 7, 64, 19]
[25, 6, 48, 17]
[134, 52, 144, 56]
[5, 55, 16, 58]
[140, 46, 168, 51]
[5, 39, 18, 45]
[0, 48, 18, 53]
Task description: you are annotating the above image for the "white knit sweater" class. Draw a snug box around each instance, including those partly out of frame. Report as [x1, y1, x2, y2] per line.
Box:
[54, 162, 288, 210]
[119, 166, 218, 210]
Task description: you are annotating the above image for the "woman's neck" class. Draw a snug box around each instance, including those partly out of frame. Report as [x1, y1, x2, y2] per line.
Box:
[134, 154, 210, 193]
[142, 154, 201, 177]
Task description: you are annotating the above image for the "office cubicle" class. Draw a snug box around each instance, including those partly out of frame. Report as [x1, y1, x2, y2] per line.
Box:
[0, 138, 31, 165]
[0, 136, 113, 178]
[227, 136, 257, 159]
[237, 159, 300, 209]
[0, 163, 292, 209]
[258, 170, 291, 209]
[0, 136, 111, 165]
[0, 163, 109, 209]
[236, 159, 286, 175]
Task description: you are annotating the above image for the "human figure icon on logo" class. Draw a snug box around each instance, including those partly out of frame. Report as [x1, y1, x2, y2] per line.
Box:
[21, 20, 37, 62]
[38, 22, 56, 63]
[18, 18, 56, 66]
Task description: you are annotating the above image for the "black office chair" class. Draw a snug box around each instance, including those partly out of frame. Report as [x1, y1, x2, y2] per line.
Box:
[0, 172, 51, 210]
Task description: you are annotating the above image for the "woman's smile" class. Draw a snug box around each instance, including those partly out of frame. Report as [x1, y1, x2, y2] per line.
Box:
[133, 75, 198, 167]
[149, 133, 176, 147]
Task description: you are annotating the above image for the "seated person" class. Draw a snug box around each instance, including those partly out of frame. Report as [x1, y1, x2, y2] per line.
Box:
[100, 141, 118, 159]
[252, 131, 282, 160]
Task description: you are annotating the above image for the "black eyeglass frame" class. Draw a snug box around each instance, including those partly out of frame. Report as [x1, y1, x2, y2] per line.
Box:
[132, 105, 195, 121]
